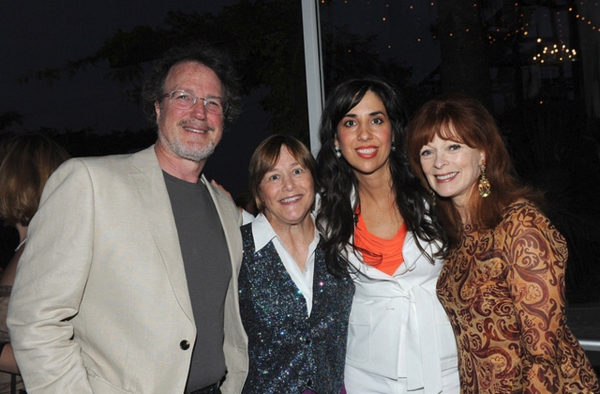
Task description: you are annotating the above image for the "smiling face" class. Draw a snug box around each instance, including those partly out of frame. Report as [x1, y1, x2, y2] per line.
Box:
[258, 146, 315, 231]
[419, 133, 485, 211]
[155, 61, 225, 164]
[335, 91, 393, 178]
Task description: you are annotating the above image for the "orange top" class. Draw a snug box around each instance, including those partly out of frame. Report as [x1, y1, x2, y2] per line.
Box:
[353, 210, 407, 276]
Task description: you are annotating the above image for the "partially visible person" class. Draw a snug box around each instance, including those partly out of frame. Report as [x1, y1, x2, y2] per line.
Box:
[0, 139, 19, 277]
[316, 77, 459, 393]
[7, 42, 248, 394]
[406, 93, 600, 393]
[0, 133, 70, 394]
[238, 134, 353, 394]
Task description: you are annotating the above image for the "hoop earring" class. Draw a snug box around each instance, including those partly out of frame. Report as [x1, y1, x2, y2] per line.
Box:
[334, 146, 342, 158]
[478, 160, 491, 198]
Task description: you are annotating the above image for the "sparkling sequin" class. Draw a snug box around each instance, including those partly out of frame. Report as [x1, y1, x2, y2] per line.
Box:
[239, 223, 354, 394]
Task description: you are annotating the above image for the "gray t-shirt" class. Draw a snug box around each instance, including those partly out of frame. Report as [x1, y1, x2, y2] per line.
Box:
[163, 172, 231, 392]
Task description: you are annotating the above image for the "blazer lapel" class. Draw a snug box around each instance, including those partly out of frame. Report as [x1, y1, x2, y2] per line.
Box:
[128, 146, 195, 323]
[202, 175, 243, 277]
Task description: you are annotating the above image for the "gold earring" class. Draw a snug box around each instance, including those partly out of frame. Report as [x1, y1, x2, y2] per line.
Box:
[478, 160, 491, 198]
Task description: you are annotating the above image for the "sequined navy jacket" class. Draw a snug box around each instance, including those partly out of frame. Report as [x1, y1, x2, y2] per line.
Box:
[238, 223, 354, 394]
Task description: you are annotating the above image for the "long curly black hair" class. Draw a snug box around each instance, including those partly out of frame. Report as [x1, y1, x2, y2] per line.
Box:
[316, 77, 447, 276]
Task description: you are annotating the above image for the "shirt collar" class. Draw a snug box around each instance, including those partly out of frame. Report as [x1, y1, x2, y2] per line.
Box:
[252, 212, 319, 252]
[252, 213, 278, 251]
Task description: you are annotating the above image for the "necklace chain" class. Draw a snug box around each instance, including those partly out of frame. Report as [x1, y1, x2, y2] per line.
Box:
[14, 238, 27, 252]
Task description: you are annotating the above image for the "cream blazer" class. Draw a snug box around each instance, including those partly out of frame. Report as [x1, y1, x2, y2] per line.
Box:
[7, 146, 248, 394]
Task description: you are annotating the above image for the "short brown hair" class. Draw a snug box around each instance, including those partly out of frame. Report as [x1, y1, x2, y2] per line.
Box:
[248, 135, 316, 212]
[0, 133, 70, 227]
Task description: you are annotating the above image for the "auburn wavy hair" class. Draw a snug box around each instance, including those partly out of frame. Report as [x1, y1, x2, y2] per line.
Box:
[406, 93, 543, 246]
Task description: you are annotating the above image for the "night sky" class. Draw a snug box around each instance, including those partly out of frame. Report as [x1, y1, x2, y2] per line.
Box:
[0, 0, 270, 197]
[1, 1, 233, 132]
[0, 0, 587, 196]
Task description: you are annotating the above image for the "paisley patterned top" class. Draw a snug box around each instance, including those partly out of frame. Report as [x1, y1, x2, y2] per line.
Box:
[437, 201, 599, 393]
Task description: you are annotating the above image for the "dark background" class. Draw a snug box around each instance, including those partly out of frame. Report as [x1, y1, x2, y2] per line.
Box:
[0, 0, 270, 198]
[1, 0, 600, 308]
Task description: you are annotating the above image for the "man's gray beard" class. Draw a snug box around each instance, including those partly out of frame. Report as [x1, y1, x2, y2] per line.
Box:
[159, 133, 215, 162]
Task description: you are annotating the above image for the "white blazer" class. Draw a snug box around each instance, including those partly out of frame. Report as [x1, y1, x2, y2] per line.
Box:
[343, 230, 458, 394]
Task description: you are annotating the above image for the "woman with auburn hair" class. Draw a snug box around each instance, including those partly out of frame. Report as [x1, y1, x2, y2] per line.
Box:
[0, 133, 70, 393]
[406, 93, 599, 393]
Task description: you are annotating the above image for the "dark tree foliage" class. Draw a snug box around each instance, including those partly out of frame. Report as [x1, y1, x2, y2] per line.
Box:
[9, 0, 600, 303]
[437, 0, 492, 108]
[0, 112, 24, 130]
[18, 0, 411, 144]
[0, 128, 156, 158]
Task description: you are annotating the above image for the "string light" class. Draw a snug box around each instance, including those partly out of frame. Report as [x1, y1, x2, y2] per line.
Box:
[533, 45, 576, 64]
[332, 0, 596, 68]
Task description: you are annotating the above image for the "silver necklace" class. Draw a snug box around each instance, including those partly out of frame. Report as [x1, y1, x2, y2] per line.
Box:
[14, 238, 27, 252]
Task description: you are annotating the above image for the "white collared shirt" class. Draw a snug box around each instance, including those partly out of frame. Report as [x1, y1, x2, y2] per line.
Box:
[251, 213, 319, 315]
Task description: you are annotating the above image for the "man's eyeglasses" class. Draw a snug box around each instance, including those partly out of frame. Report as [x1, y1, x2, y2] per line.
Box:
[161, 90, 227, 115]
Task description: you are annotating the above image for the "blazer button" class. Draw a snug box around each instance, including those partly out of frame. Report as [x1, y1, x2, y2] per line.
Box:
[180, 340, 190, 350]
